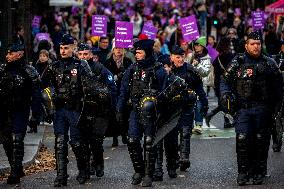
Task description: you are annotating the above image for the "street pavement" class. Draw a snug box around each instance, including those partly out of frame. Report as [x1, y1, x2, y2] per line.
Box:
[1, 93, 284, 188]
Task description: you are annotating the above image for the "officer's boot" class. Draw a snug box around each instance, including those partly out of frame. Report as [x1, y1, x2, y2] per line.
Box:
[7, 134, 25, 184]
[205, 106, 220, 127]
[142, 136, 156, 187]
[153, 141, 164, 181]
[236, 133, 250, 186]
[89, 152, 96, 175]
[54, 135, 68, 187]
[180, 131, 191, 171]
[127, 138, 144, 185]
[92, 137, 104, 177]
[85, 146, 91, 177]
[224, 115, 233, 128]
[71, 142, 89, 184]
[253, 133, 270, 185]
[121, 133, 128, 144]
[165, 136, 179, 178]
[272, 129, 282, 152]
[112, 136, 118, 147]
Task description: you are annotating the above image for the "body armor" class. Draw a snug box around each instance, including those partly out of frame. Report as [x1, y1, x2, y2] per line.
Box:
[52, 58, 84, 110]
[226, 55, 275, 105]
[130, 63, 159, 110]
[0, 63, 38, 110]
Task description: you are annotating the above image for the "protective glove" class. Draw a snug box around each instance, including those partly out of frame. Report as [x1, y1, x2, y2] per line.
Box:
[220, 93, 236, 114]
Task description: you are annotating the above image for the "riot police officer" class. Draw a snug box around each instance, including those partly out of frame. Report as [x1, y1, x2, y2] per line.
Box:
[153, 46, 208, 180]
[220, 31, 283, 186]
[116, 39, 168, 187]
[50, 34, 94, 187]
[0, 43, 42, 184]
[77, 43, 117, 178]
[271, 40, 284, 152]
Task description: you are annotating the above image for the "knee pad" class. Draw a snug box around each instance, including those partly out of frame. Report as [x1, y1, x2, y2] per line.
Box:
[182, 131, 191, 140]
[128, 137, 138, 145]
[12, 133, 25, 142]
[237, 133, 247, 141]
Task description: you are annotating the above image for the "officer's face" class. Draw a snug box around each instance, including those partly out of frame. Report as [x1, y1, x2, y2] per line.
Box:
[6, 51, 23, 63]
[135, 50, 146, 61]
[77, 50, 93, 61]
[245, 39, 261, 58]
[60, 45, 74, 59]
[171, 54, 184, 67]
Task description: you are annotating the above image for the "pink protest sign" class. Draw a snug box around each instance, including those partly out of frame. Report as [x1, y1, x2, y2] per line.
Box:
[92, 15, 107, 37]
[179, 16, 200, 42]
[115, 21, 133, 48]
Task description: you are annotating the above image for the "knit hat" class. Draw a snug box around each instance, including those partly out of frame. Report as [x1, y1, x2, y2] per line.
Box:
[194, 36, 207, 48]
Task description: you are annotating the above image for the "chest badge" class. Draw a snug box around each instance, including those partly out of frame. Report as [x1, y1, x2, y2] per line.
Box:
[141, 71, 146, 80]
[246, 69, 253, 77]
[71, 69, 77, 76]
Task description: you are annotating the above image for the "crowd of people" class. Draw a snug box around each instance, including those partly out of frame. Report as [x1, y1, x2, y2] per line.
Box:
[1, 0, 284, 188]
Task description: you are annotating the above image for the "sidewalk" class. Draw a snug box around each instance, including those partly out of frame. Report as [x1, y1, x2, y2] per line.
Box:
[0, 125, 46, 175]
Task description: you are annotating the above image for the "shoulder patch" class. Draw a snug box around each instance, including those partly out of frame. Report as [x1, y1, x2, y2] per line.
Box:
[108, 75, 113, 81]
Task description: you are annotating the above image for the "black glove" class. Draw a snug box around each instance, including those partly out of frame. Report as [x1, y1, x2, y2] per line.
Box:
[45, 109, 54, 124]
[220, 93, 236, 114]
[116, 111, 124, 125]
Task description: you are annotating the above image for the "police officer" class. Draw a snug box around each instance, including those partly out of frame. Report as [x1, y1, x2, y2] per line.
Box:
[154, 46, 208, 177]
[220, 31, 283, 185]
[116, 39, 168, 187]
[50, 35, 94, 187]
[77, 43, 117, 178]
[271, 40, 284, 152]
[0, 43, 42, 184]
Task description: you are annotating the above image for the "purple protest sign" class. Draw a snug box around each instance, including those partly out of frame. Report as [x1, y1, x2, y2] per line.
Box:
[35, 33, 50, 41]
[207, 45, 219, 62]
[252, 11, 265, 30]
[92, 15, 107, 37]
[179, 16, 200, 42]
[144, 20, 154, 26]
[141, 24, 158, 40]
[32, 16, 42, 29]
[115, 21, 133, 48]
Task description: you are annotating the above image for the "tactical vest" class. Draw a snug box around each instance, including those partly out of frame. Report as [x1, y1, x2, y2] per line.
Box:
[130, 63, 160, 106]
[53, 60, 83, 108]
[234, 56, 269, 102]
[0, 65, 32, 109]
